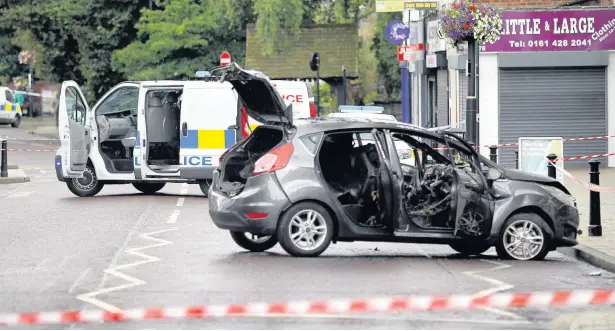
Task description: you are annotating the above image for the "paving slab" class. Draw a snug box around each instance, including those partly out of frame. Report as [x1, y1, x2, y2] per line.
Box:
[551, 309, 615, 329]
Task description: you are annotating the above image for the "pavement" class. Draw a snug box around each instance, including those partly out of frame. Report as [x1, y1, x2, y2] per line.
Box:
[1, 123, 615, 329]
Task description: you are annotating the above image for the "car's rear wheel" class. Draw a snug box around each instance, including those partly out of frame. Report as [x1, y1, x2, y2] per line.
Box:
[449, 241, 491, 256]
[133, 182, 166, 194]
[66, 165, 104, 197]
[277, 202, 334, 257]
[230, 232, 278, 252]
[496, 213, 551, 261]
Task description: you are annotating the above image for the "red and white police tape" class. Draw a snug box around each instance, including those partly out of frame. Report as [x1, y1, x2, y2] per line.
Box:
[556, 152, 615, 162]
[548, 160, 615, 193]
[0, 289, 614, 326]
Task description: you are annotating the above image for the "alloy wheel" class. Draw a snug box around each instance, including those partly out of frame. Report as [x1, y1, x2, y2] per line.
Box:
[288, 209, 328, 251]
[502, 220, 545, 260]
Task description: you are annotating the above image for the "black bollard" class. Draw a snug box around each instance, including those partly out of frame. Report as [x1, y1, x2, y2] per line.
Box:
[588, 159, 602, 236]
[0, 139, 7, 178]
[514, 149, 519, 169]
[489, 145, 498, 163]
[546, 154, 557, 179]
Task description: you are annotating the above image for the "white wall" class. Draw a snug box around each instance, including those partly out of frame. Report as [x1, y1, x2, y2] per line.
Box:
[478, 53, 499, 158]
[608, 51, 615, 167]
[449, 69, 459, 125]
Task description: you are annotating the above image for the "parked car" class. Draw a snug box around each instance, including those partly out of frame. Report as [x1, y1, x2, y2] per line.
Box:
[207, 64, 580, 261]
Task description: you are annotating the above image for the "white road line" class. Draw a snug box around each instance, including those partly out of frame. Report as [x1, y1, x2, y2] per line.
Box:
[68, 268, 92, 294]
[167, 210, 181, 224]
[176, 198, 185, 207]
[462, 259, 524, 320]
[40, 170, 47, 174]
[76, 228, 178, 312]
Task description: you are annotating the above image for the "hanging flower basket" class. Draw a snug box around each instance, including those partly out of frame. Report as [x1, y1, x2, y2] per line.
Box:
[438, 1, 503, 47]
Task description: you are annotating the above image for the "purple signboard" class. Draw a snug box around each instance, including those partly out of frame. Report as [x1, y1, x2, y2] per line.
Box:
[481, 9, 615, 52]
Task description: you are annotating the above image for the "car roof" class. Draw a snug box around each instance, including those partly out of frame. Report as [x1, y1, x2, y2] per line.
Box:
[293, 117, 431, 136]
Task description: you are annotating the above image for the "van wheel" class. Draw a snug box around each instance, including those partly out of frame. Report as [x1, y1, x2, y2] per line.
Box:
[133, 182, 166, 194]
[277, 202, 334, 257]
[11, 115, 20, 128]
[449, 241, 491, 256]
[496, 213, 551, 261]
[199, 180, 212, 197]
[66, 165, 104, 197]
[230, 232, 278, 252]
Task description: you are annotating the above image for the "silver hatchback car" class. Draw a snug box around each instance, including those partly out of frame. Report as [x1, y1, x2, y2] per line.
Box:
[208, 64, 580, 260]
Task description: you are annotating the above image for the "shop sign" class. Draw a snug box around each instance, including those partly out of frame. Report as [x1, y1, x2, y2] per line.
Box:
[427, 20, 447, 53]
[518, 137, 564, 184]
[385, 20, 410, 45]
[408, 21, 424, 45]
[403, 0, 437, 10]
[482, 9, 615, 52]
[376, 0, 404, 12]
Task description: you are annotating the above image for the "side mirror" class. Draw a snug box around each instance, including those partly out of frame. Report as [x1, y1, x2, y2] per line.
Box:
[485, 167, 501, 185]
[309, 52, 320, 72]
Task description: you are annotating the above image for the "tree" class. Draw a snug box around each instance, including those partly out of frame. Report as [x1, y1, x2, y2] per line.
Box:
[113, 0, 248, 80]
[371, 11, 402, 100]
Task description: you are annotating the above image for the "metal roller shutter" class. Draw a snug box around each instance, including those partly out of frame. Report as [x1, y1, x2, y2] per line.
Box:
[436, 69, 449, 127]
[498, 68, 607, 168]
[458, 70, 468, 130]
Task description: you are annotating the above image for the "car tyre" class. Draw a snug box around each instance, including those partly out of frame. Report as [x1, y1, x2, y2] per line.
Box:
[11, 114, 20, 128]
[449, 241, 491, 256]
[277, 202, 334, 257]
[133, 182, 166, 194]
[230, 231, 278, 252]
[199, 179, 212, 197]
[66, 165, 104, 197]
[496, 213, 551, 261]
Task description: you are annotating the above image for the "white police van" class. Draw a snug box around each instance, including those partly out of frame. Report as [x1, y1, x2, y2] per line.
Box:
[55, 63, 315, 197]
[0, 87, 22, 128]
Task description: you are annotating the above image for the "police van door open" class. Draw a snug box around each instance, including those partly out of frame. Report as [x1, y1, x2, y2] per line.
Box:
[58, 81, 91, 178]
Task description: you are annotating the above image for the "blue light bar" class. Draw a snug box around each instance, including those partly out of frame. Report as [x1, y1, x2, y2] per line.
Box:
[195, 71, 211, 78]
[338, 105, 385, 113]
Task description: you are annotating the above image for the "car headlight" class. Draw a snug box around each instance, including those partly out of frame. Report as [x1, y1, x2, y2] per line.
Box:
[540, 185, 576, 206]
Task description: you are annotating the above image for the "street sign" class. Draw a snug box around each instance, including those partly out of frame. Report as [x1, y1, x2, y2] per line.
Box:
[397, 44, 424, 62]
[220, 51, 231, 66]
[385, 20, 410, 45]
[518, 137, 564, 183]
[403, 1, 437, 10]
[376, 0, 404, 12]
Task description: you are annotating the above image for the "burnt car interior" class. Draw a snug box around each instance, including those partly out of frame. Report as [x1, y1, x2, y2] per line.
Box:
[318, 130, 492, 237]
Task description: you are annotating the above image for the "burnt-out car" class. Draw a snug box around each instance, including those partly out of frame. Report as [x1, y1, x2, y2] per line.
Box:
[207, 63, 580, 260]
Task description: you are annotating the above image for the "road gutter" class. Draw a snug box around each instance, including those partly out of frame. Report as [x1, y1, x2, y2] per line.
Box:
[558, 245, 615, 273]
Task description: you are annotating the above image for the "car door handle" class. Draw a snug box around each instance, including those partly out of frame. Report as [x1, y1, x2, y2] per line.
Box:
[84, 130, 89, 136]
[182, 122, 188, 136]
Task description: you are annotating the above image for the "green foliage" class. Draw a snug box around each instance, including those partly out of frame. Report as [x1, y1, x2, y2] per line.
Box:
[314, 81, 337, 115]
[371, 11, 402, 99]
[113, 0, 249, 80]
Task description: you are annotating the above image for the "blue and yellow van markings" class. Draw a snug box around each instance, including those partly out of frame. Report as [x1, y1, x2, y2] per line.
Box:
[2, 104, 20, 112]
[181, 129, 236, 149]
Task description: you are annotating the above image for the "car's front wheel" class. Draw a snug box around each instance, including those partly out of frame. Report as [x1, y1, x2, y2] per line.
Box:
[133, 182, 166, 194]
[496, 213, 551, 261]
[11, 114, 20, 128]
[66, 165, 104, 197]
[449, 240, 491, 256]
[277, 202, 334, 257]
[230, 232, 278, 252]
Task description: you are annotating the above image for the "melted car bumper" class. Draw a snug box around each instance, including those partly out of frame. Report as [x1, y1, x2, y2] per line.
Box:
[208, 171, 291, 236]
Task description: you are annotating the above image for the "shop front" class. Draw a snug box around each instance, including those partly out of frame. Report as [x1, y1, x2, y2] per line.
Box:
[478, 8, 615, 168]
[426, 19, 450, 128]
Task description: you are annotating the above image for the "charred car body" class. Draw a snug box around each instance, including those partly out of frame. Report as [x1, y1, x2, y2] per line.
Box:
[208, 63, 580, 261]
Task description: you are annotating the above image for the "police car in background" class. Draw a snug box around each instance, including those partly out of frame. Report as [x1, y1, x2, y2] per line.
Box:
[0, 86, 22, 128]
[55, 64, 315, 198]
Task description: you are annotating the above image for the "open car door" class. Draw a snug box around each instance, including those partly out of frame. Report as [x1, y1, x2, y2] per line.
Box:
[370, 129, 403, 231]
[443, 134, 494, 238]
[58, 81, 90, 178]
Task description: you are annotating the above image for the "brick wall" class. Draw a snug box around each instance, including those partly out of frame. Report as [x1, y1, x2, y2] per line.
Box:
[478, 0, 612, 7]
